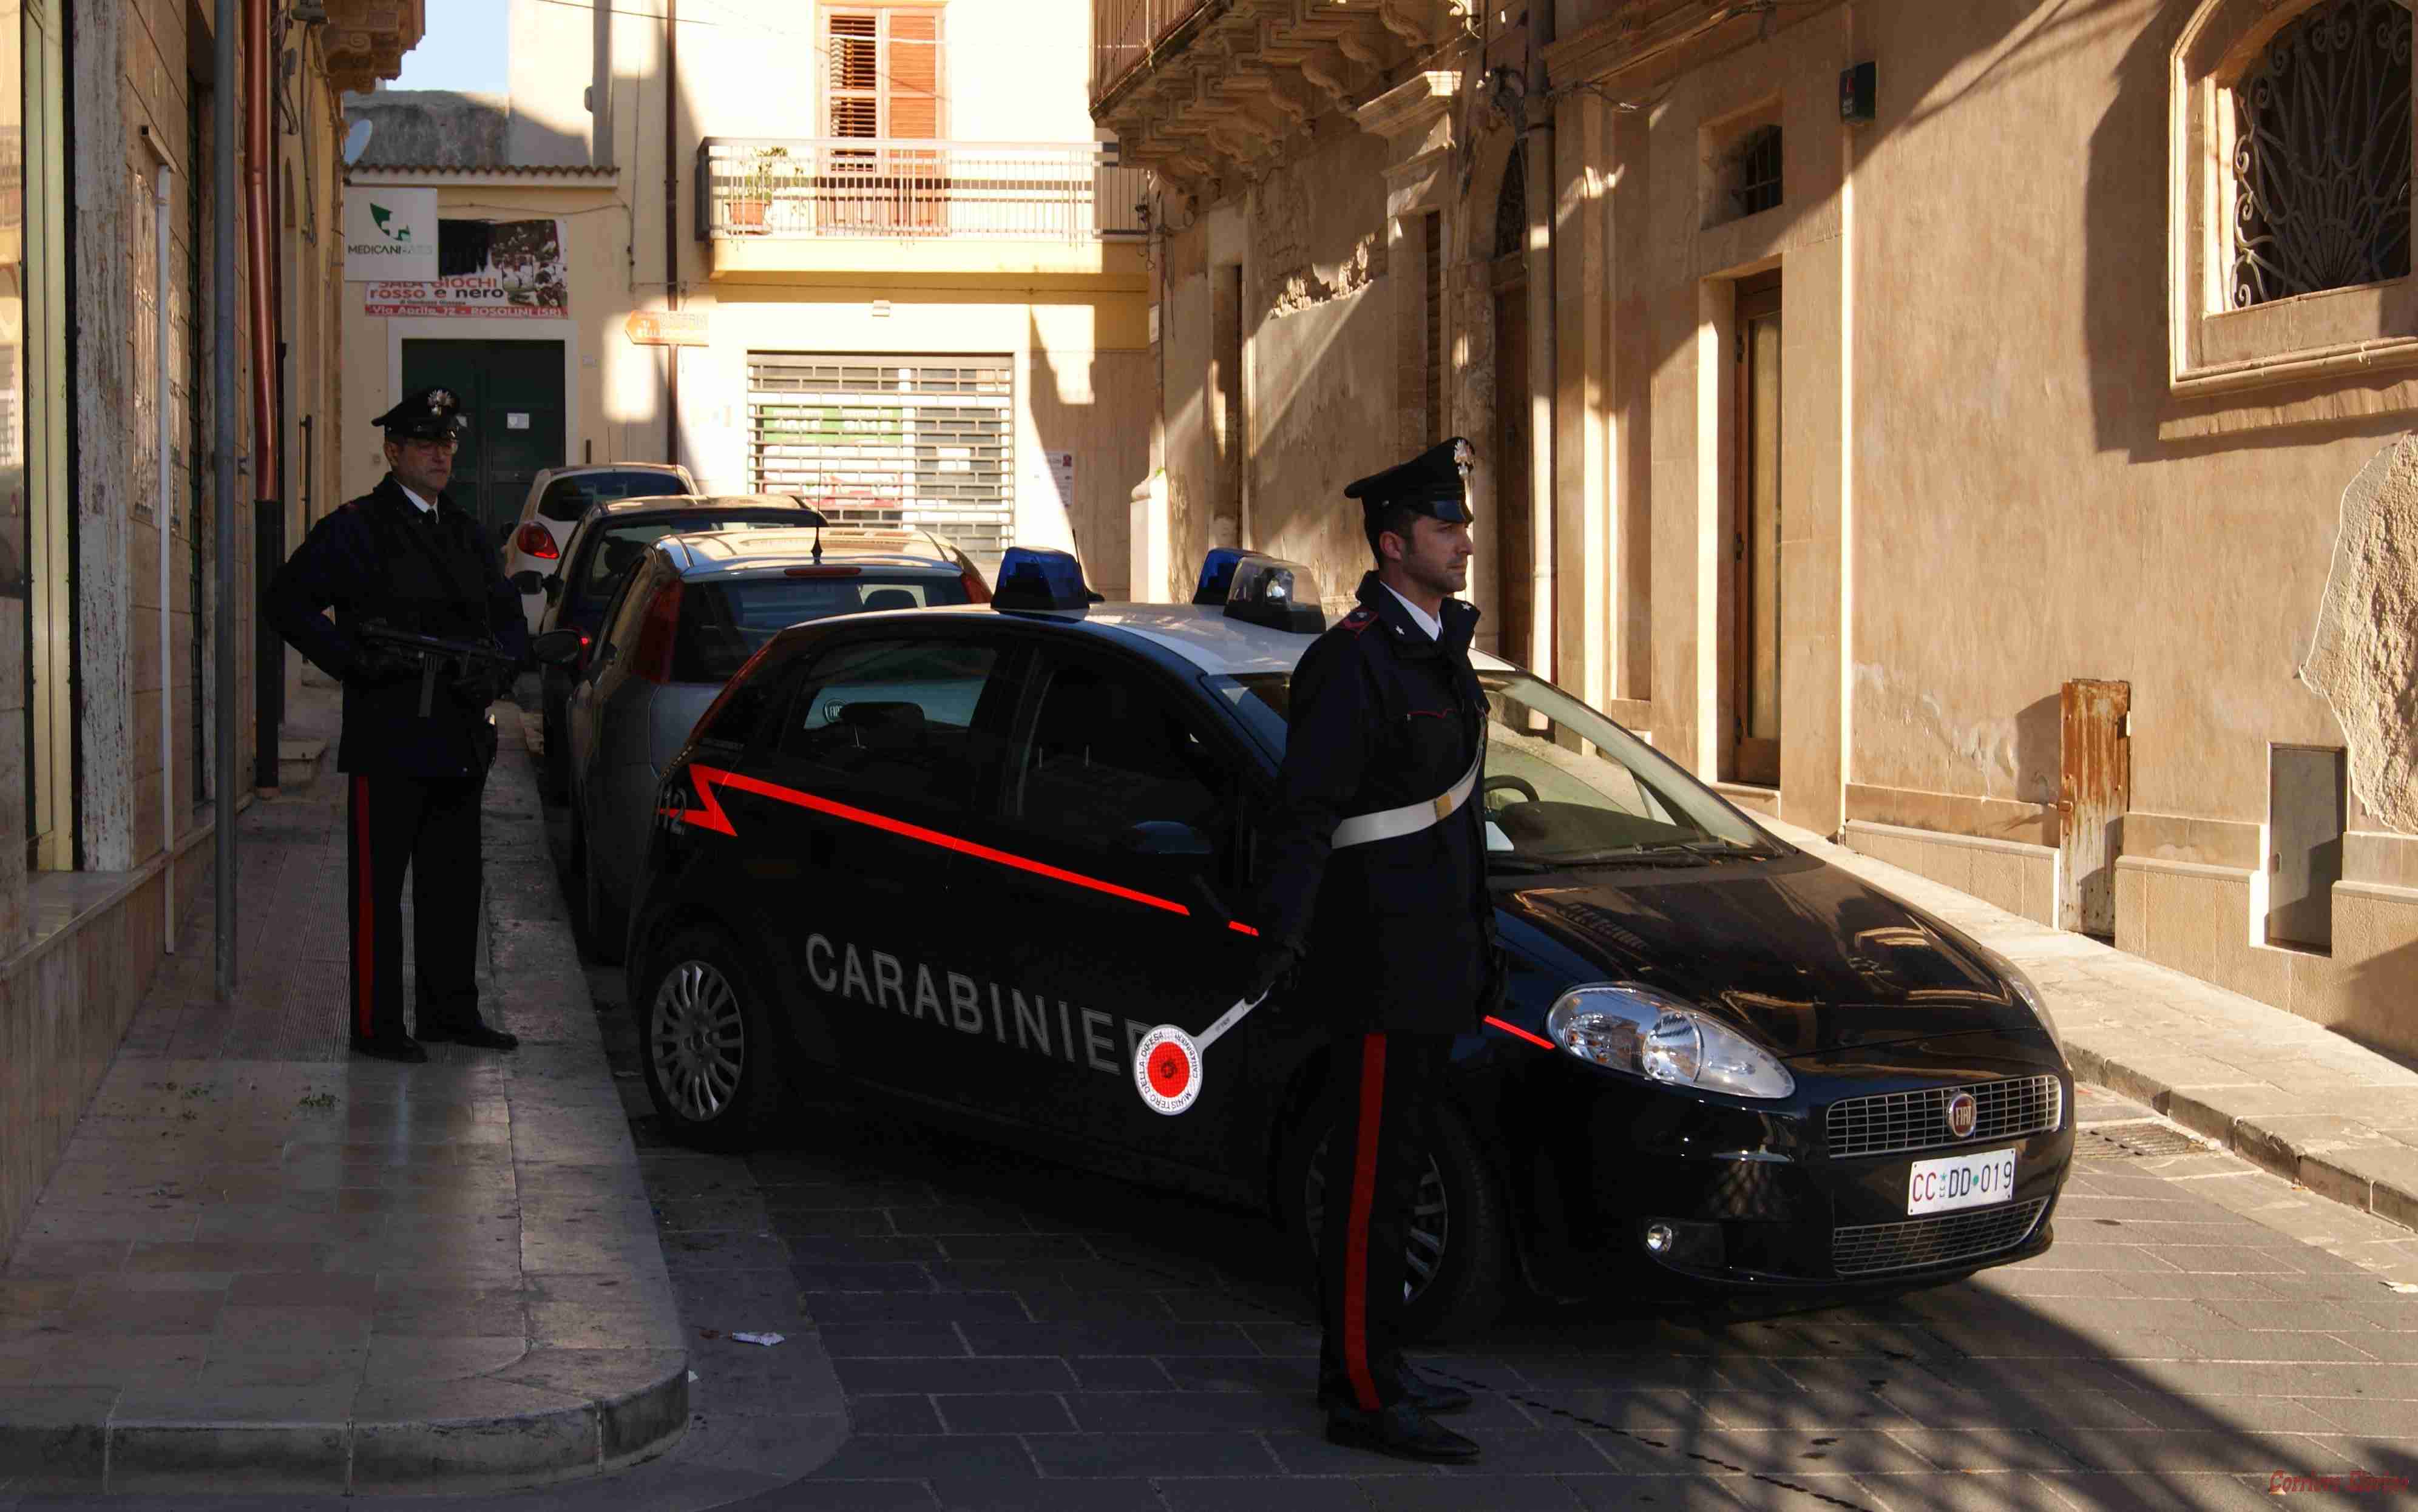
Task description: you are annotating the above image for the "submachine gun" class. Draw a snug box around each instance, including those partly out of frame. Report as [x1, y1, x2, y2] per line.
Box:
[357, 620, 519, 718]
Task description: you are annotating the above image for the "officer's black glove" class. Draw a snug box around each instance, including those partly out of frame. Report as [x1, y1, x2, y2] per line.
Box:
[1241, 940, 1299, 1008]
[343, 641, 419, 689]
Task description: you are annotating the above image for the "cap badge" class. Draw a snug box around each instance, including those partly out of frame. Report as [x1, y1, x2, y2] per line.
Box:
[428, 389, 453, 408]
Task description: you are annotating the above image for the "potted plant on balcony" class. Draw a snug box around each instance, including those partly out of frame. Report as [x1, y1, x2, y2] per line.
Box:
[726, 144, 787, 234]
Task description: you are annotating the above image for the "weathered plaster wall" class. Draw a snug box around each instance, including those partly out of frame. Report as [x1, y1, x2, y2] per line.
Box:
[1844, 0, 2354, 835]
[2301, 436, 2418, 837]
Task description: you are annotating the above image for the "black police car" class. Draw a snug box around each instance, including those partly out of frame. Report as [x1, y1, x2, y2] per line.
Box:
[627, 548, 2074, 1335]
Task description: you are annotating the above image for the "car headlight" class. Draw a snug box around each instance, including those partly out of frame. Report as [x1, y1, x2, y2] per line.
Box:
[1975, 944, 2063, 1059]
[1545, 983, 1795, 1099]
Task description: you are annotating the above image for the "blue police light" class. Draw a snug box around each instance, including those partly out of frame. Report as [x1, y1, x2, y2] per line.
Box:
[992, 546, 1097, 613]
[1192, 547, 1263, 606]
[1224, 556, 1325, 633]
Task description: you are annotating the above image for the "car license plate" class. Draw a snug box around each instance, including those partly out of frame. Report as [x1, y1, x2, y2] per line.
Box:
[1906, 1148, 2017, 1215]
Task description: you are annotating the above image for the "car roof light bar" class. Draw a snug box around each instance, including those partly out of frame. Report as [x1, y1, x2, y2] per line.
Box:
[992, 545, 1097, 613]
[1192, 547, 1264, 606]
[1224, 556, 1324, 634]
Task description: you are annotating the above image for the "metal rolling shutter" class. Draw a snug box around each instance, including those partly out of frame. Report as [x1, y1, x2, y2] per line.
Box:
[747, 354, 1014, 553]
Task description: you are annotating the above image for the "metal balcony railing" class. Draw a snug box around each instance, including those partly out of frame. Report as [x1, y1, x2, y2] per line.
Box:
[696, 138, 1148, 244]
[1091, 0, 1215, 105]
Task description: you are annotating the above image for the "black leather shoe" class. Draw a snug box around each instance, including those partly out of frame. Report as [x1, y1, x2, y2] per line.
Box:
[1320, 1366, 1474, 1416]
[350, 1034, 428, 1064]
[415, 1021, 519, 1051]
[1324, 1401, 1480, 1463]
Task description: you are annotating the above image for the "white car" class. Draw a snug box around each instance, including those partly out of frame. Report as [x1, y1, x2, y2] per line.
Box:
[501, 462, 697, 633]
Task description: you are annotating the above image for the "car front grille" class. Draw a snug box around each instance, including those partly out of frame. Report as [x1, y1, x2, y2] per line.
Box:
[1831, 1198, 2050, 1277]
[1824, 1075, 2062, 1159]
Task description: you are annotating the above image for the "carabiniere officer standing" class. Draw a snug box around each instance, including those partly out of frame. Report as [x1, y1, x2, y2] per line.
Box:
[264, 388, 529, 1063]
[1246, 437, 1502, 1465]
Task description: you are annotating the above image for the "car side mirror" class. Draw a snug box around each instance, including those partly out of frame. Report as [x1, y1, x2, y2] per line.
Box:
[544, 575, 562, 599]
[530, 629, 585, 667]
[496, 521, 516, 544]
[1122, 820, 1213, 859]
[509, 569, 546, 594]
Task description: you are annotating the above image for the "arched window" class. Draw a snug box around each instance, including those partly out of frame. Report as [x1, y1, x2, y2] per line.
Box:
[2230, 0, 2412, 306]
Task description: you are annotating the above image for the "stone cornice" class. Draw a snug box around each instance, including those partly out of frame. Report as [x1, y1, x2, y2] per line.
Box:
[1354, 69, 1460, 141]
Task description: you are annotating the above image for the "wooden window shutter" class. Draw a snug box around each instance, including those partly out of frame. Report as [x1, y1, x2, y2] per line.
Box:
[827, 12, 879, 138]
[886, 10, 942, 140]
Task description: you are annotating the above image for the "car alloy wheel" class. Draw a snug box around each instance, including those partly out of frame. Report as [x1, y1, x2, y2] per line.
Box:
[651, 959, 746, 1123]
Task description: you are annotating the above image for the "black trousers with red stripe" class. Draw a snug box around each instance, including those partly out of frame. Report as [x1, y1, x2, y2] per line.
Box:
[1317, 1030, 1452, 1412]
[347, 770, 486, 1043]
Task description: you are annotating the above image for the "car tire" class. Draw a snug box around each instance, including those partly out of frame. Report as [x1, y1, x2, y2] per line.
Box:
[638, 926, 785, 1150]
[1282, 1096, 1507, 1342]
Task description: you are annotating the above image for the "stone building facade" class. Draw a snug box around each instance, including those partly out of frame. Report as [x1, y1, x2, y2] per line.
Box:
[0, 0, 418, 1257]
[340, 0, 1150, 589]
[1098, 0, 2418, 1058]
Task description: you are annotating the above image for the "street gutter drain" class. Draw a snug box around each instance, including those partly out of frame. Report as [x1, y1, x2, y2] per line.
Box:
[2074, 1122, 2209, 1160]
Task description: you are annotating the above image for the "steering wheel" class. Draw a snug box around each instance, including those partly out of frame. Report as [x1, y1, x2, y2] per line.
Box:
[1482, 774, 1538, 812]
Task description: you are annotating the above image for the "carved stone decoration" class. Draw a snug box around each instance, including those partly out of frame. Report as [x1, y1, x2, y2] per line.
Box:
[2301, 434, 2418, 835]
[322, 0, 424, 96]
[2230, 0, 2413, 306]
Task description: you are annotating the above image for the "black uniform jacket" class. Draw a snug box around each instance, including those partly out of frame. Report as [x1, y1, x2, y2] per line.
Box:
[1255, 572, 1494, 1036]
[263, 475, 529, 781]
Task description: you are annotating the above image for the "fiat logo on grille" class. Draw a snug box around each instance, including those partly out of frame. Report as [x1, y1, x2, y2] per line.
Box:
[1945, 1092, 1979, 1139]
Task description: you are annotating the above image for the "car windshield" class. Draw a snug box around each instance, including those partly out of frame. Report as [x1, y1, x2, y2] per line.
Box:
[1210, 669, 1781, 867]
[673, 574, 973, 681]
[536, 471, 686, 522]
[570, 516, 802, 607]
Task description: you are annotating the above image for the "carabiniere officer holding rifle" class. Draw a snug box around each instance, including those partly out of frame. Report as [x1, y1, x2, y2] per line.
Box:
[265, 387, 529, 1064]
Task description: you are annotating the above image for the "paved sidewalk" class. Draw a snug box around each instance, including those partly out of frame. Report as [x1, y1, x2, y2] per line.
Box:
[0, 701, 688, 1494]
[1767, 817, 2418, 1284]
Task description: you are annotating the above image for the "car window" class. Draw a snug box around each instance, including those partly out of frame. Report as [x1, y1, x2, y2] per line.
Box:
[537, 471, 686, 522]
[672, 573, 972, 683]
[592, 556, 660, 672]
[568, 516, 800, 607]
[1212, 668, 1777, 865]
[1003, 654, 1229, 859]
[777, 637, 1003, 812]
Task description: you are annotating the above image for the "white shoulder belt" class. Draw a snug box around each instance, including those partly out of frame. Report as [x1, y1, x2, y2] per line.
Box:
[1330, 748, 1485, 850]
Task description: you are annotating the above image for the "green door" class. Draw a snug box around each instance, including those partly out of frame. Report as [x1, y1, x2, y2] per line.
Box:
[399, 339, 567, 547]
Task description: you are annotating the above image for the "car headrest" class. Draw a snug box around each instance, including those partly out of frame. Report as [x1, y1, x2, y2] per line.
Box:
[837, 701, 926, 734]
[862, 588, 917, 612]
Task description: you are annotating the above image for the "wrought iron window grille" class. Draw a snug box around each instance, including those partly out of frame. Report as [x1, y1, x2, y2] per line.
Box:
[1730, 126, 1783, 220]
[2230, 0, 2413, 308]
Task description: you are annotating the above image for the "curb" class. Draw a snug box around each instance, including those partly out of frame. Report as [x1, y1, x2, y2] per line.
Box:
[1759, 817, 2418, 1252]
[0, 712, 689, 1496]
[2065, 1043, 2418, 1237]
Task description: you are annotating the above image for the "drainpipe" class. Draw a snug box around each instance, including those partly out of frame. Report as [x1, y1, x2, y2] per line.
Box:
[140, 126, 176, 951]
[1523, 3, 1556, 683]
[663, 0, 680, 471]
[592, 0, 614, 167]
[213, 0, 238, 993]
[245, 0, 277, 506]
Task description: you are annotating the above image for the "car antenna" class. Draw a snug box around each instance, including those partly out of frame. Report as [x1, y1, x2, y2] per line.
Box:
[787, 494, 830, 561]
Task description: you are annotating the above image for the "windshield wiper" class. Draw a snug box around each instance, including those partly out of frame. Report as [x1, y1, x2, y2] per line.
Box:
[1485, 854, 1561, 874]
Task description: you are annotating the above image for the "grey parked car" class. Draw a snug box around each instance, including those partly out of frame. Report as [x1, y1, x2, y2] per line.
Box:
[533, 524, 990, 960]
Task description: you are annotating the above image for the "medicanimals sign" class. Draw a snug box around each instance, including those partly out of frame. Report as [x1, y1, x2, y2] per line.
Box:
[344, 188, 439, 282]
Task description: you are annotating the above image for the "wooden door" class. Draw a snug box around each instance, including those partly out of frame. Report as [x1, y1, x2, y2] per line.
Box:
[401, 339, 566, 545]
[1492, 257, 1532, 668]
[1729, 274, 1783, 786]
[2057, 678, 2130, 936]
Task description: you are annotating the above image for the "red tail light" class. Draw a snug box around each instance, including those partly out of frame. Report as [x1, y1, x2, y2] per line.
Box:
[690, 641, 776, 744]
[960, 565, 991, 604]
[574, 630, 594, 670]
[631, 581, 683, 684]
[513, 521, 560, 560]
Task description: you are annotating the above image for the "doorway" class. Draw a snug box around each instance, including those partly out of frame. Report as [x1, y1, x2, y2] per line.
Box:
[399, 339, 566, 545]
[1727, 272, 1783, 787]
